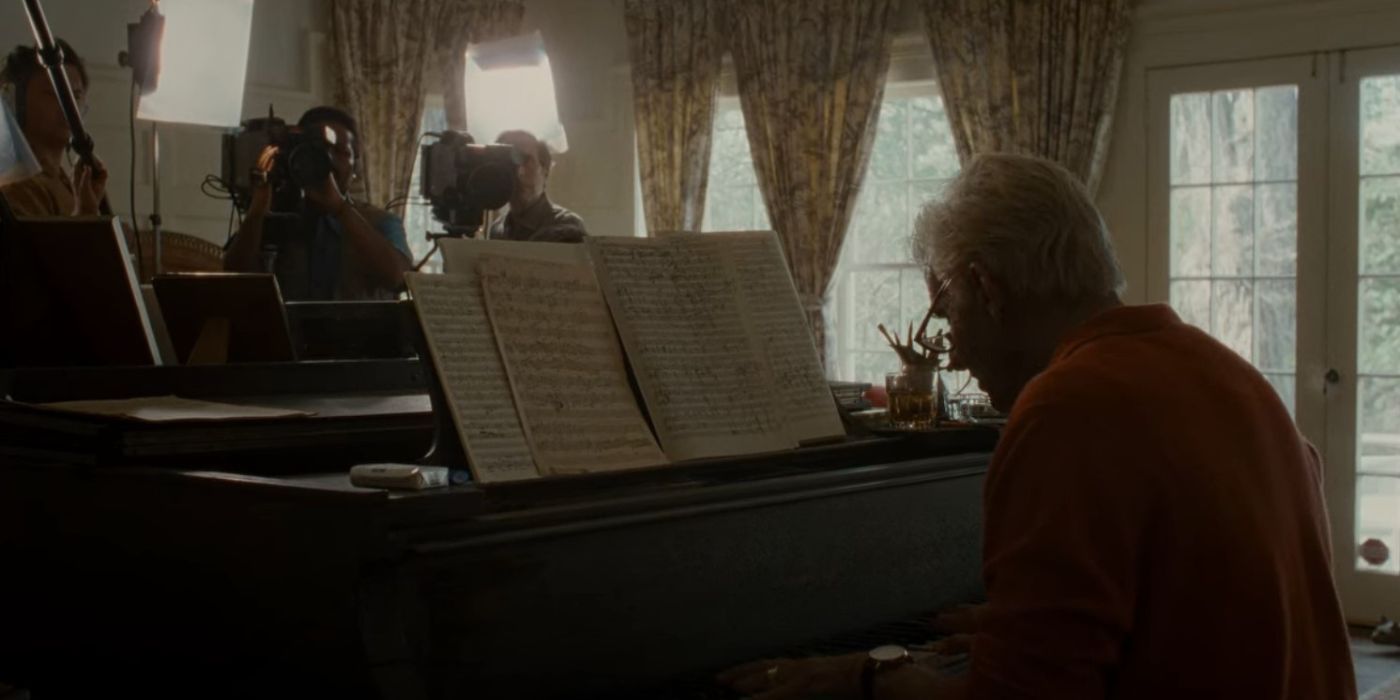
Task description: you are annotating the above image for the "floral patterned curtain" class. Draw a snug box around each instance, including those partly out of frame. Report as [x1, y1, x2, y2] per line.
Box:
[624, 0, 723, 234]
[921, 0, 1133, 194]
[440, 0, 527, 132]
[330, 0, 521, 208]
[725, 0, 898, 357]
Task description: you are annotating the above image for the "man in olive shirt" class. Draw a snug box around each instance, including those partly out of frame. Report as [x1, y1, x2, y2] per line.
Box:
[487, 130, 587, 243]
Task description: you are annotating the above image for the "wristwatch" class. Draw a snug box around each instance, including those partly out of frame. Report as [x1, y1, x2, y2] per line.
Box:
[860, 644, 913, 700]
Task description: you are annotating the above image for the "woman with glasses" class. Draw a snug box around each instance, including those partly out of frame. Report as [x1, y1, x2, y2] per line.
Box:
[0, 38, 106, 218]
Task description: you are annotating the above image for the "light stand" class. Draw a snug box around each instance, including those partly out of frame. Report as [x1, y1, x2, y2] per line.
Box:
[120, 1, 165, 275]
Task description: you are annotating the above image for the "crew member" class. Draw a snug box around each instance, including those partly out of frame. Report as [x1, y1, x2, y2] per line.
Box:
[721, 154, 1355, 699]
[224, 106, 410, 300]
[487, 129, 587, 242]
[0, 39, 106, 217]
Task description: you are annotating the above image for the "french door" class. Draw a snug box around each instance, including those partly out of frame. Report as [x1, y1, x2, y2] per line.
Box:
[1150, 51, 1400, 622]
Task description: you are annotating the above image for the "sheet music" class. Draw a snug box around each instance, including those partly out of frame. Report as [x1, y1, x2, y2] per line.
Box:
[480, 256, 667, 474]
[588, 236, 792, 461]
[706, 231, 845, 443]
[404, 272, 538, 483]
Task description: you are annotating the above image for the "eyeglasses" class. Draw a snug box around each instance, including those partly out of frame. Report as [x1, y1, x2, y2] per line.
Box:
[914, 274, 955, 356]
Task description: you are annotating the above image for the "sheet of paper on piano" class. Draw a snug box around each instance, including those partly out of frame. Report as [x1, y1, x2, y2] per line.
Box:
[34, 395, 314, 422]
[587, 235, 795, 461]
[675, 231, 844, 445]
[479, 255, 667, 474]
[405, 272, 537, 484]
[407, 239, 589, 484]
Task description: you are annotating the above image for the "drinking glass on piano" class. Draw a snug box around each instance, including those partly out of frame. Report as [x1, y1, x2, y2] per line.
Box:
[886, 367, 936, 429]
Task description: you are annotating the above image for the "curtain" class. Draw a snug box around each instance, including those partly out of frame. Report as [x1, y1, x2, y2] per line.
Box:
[725, 0, 897, 357]
[330, 0, 524, 208]
[440, 0, 527, 132]
[330, 0, 446, 208]
[921, 0, 1133, 194]
[624, 0, 723, 234]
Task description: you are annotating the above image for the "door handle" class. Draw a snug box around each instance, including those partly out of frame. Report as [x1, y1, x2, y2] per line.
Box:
[1325, 368, 1341, 385]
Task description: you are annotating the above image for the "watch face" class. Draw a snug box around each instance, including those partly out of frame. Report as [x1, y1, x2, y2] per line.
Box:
[869, 644, 908, 662]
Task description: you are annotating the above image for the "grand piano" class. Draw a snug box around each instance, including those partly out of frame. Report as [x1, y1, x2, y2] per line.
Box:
[0, 329, 994, 699]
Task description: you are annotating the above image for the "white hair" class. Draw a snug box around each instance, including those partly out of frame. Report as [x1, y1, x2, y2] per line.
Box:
[912, 153, 1125, 304]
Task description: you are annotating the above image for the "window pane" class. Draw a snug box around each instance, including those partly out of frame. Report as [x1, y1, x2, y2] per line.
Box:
[1360, 377, 1400, 470]
[852, 181, 909, 264]
[869, 99, 909, 181]
[1171, 280, 1210, 329]
[1255, 279, 1295, 373]
[1211, 184, 1254, 277]
[1361, 175, 1400, 276]
[1355, 475, 1400, 575]
[853, 351, 901, 387]
[1170, 187, 1211, 277]
[707, 185, 757, 232]
[1168, 86, 1297, 414]
[911, 95, 959, 180]
[1361, 75, 1400, 177]
[1359, 277, 1400, 376]
[1211, 279, 1254, 360]
[1254, 183, 1297, 276]
[900, 268, 930, 335]
[852, 270, 901, 351]
[1170, 92, 1211, 185]
[1212, 89, 1255, 183]
[1263, 373, 1296, 415]
[710, 125, 757, 189]
[1255, 86, 1298, 181]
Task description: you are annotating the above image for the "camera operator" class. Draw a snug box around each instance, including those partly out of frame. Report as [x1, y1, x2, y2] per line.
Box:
[0, 39, 107, 218]
[224, 106, 411, 300]
[487, 130, 588, 243]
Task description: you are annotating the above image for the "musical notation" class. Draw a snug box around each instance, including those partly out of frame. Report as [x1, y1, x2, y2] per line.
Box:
[404, 272, 538, 483]
[589, 236, 793, 461]
[480, 255, 667, 474]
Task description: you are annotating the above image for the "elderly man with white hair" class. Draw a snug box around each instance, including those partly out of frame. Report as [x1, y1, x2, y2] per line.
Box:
[722, 153, 1355, 699]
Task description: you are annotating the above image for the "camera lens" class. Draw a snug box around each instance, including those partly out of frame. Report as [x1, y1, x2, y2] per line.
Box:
[288, 142, 332, 188]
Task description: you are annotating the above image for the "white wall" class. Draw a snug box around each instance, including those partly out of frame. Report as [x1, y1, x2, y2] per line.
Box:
[518, 0, 636, 237]
[1097, 0, 1400, 303]
[0, 0, 329, 245]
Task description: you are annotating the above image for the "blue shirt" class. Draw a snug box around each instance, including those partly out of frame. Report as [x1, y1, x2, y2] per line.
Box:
[305, 208, 410, 300]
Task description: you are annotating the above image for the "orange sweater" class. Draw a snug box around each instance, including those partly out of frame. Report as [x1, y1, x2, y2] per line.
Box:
[970, 305, 1355, 699]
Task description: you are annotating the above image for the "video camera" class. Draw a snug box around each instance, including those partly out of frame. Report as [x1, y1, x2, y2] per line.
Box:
[419, 131, 520, 237]
[222, 110, 337, 215]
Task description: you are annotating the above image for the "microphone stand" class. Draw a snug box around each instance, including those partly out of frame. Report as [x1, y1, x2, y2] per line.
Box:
[21, 0, 116, 220]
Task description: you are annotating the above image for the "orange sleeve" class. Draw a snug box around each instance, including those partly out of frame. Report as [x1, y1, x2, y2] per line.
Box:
[969, 401, 1154, 699]
[0, 177, 62, 217]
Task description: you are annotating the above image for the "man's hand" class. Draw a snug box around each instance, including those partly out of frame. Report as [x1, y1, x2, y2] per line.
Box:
[246, 145, 278, 214]
[717, 653, 865, 699]
[305, 171, 347, 215]
[71, 155, 108, 216]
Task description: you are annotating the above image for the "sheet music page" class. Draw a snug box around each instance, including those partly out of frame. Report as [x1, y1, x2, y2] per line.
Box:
[588, 236, 793, 461]
[404, 272, 538, 483]
[704, 231, 845, 443]
[480, 256, 667, 474]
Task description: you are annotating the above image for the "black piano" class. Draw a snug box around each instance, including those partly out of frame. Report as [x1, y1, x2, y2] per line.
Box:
[0, 355, 994, 698]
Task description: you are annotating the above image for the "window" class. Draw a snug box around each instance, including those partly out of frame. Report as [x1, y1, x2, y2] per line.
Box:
[1165, 87, 1299, 411]
[404, 101, 449, 273]
[1355, 73, 1400, 576]
[702, 85, 962, 386]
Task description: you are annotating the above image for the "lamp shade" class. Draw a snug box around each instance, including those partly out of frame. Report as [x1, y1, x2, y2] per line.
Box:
[463, 31, 567, 153]
[136, 0, 255, 128]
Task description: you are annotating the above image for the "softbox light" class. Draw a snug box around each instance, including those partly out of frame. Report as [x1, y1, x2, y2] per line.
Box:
[136, 0, 255, 128]
[463, 31, 568, 153]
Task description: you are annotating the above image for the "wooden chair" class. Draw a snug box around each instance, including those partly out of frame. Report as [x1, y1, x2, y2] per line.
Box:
[134, 230, 225, 282]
